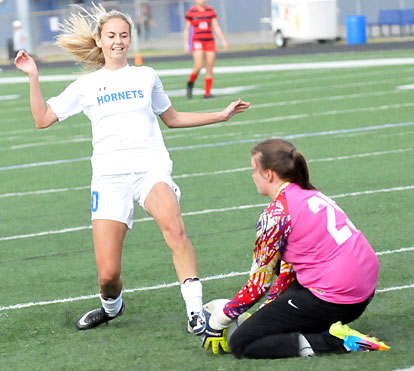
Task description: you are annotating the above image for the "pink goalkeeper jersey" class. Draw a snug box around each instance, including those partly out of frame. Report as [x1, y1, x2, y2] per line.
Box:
[223, 182, 379, 318]
[283, 183, 378, 304]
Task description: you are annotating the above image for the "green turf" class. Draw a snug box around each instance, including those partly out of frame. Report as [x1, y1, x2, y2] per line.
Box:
[0, 49, 413, 370]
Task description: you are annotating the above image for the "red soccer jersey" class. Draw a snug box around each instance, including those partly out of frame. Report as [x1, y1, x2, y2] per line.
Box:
[185, 5, 216, 41]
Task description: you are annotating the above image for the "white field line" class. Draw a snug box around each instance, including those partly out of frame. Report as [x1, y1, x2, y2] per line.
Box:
[0, 88, 409, 149]
[1, 148, 411, 199]
[376, 284, 414, 293]
[0, 94, 19, 101]
[376, 246, 414, 256]
[0, 185, 90, 198]
[1, 122, 413, 172]
[166, 76, 414, 99]
[251, 90, 400, 110]
[0, 157, 91, 171]
[245, 76, 414, 101]
[1, 73, 412, 119]
[153, 121, 414, 147]
[0, 246, 412, 312]
[0, 71, 402, 116]
[1, 185, 413, 242]
[0, 89, 398, 147]
[6, 136, 90, 151]
[221, 104, 414, 130]
[1, 90, 414, 141]
[171, 69, 397, 94]
[2, 57, 414, 85]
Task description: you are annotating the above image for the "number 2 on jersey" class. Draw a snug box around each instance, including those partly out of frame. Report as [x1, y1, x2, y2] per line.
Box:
[307, 192, 358, 245]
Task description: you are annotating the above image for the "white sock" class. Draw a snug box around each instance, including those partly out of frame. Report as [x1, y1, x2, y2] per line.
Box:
[101, 293, 123, 317]
[180, 280, 203, 319]
[298, 334, 315, 357]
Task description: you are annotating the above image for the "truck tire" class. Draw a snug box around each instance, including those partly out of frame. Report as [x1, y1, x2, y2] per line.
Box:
[274, 30, 287, 48]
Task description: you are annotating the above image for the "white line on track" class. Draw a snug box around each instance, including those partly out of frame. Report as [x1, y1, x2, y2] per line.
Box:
[0, 185, 90, 198]
[0, 70, 406, 117]
[376, 247, 414, 256]
[2, 57, 414, 84]
[1, 148, 411, 199]
[1, 185, 413, 242]
[6, 137, 90, 150]
[1, 122, 413, 172]
[0, 247, 412, 312]
[0, 89, 397, 147]
[244, 76, 414, 100]
[0, 94, 19, 101]
[376, 284, 414, 293]
[250, 90, 402, 109]
[1, 89, 410, 150]
[1, 74, 412, 119]
[0, 157, 90, 171]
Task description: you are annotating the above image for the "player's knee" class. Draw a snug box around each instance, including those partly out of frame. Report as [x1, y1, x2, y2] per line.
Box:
[98, 270, 121, 288]
[228, 336, 245, 359]
[162, 221, 187, 245]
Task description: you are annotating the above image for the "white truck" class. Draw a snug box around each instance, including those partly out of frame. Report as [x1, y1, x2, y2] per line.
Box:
[270, 0, 338, 47]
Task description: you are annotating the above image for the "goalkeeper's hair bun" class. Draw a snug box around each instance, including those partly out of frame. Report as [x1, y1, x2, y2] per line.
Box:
[251, 138, 316, 190]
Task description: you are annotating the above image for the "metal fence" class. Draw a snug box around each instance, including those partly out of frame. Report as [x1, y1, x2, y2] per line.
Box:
[0, 0, 272, 61]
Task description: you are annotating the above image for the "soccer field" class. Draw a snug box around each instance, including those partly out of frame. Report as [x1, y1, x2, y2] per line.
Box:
[0, 48, 413, 370]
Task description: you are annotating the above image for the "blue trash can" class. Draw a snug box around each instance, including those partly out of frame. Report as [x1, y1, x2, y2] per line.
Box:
[346, 15, 367, 44]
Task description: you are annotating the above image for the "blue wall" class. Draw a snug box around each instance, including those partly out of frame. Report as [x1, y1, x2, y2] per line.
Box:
[0, 0, 17, 50]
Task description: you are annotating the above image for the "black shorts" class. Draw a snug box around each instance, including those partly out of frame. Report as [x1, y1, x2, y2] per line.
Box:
[229, 280, 373, 358]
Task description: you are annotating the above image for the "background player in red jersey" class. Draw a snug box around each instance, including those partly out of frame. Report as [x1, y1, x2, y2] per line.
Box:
[184, 0, 229, 99]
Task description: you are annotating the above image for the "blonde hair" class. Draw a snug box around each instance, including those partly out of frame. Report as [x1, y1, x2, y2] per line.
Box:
[56, 3, 133, 70]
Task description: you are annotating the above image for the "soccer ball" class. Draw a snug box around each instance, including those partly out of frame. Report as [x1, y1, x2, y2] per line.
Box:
[202, 299, 252, 343]
[225, 312, 251, 342]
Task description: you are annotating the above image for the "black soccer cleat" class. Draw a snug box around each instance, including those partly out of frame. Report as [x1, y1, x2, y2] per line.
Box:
[187, 314, 199, 334]
[186, 81, 194, 99]
[187, 313, 206, 335]
[76, 302, 125, 330]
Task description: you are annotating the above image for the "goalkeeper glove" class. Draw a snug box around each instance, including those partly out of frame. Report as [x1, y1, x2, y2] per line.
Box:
[193, 299, 233, 336]
[199, 308, 230, 355]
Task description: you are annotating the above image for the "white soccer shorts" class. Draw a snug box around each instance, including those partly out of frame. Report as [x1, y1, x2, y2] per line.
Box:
[91, 168, 181, 229]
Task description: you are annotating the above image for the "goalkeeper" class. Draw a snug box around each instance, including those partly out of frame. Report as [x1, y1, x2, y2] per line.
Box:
[195, 138, 390, 358]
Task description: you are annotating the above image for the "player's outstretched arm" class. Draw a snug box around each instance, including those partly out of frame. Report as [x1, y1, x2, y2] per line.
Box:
[14, 50, 58, 129]
[159, 98, 250, 128]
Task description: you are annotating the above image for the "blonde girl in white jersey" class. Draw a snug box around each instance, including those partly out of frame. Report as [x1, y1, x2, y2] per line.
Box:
[14, 4, 250, 331]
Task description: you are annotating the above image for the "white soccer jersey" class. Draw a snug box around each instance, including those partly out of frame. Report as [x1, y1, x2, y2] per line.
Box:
[47, 65, 172, 176]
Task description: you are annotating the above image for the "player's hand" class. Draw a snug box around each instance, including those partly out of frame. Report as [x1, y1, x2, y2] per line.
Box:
[198, 308, 230, 355]
[201, 329, 230, 355]
[14, 50, 38, 77]
[223, 98, 250, 120]
[195, 299, 233, 335]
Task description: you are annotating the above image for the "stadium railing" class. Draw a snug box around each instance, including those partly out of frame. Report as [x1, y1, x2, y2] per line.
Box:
[367, 9, 414, 38]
